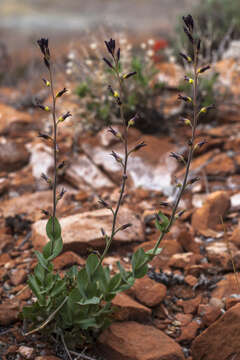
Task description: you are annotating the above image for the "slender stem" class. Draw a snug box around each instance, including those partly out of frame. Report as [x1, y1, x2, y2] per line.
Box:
[153, 44, 199, 254]
[97, 58, 129, 267]
[61, 331, 73, 360]
[48, 65, 57, 255]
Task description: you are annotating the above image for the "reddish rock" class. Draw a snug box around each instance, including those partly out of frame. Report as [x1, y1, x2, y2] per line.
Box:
[177, 320, 201, 343]
[211, 273, 240, 301]
[175, 313, 193, 327]
[98, 321, 184, 360]
[185, 263, 211, 277]
[18, 346, 34, 359]
[131, 275, 167, 307]
[32, 207, 144, 253]
[191, 191, 231, 237]
[112, 292, 151, 321]
[0, 252, 10, 266]
[0, 301, 19, 325]
[184, 275, 198, 287]
[206, 242, 238, 270]
[192, 303, 240, 360]
[205, 153, 235, 176]
[230, 224, 240, 248]
[198, 304, 222, 326]
[177, 295, 202, 314]
[0, 103, 32, 135]
[225, 295, 240, 310]
[168, 252, 197, 269]
[177, 228, 200, 253]
[9, 268, 28, 286]
[0, 191, 57, 220]
[53, 251, 85, 270]
[0, 140, 30, 172]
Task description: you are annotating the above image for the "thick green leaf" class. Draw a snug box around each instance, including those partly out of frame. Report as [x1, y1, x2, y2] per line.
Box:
[86, 254, 99, 279]
[117, 261, 128, 281]
[43, 238, 63, 261]
[35, 251, 49, 271]
[69, 288, 81, 302]
[74, 317, 97, 329]
[34, 263, 45, 284]
[77, 268, 88, 297]
[28, 275, 45, 305]
[96, 265, 110, 294]
[131, 248, 147, 272]
[77, 297, 101, 305]
[47, 236, 63, 261]
[42, 241, 52, 259]
[108, 273, 122, 292]
[134, 264, 148, 278]
[50, 279, 66, 297]
[46, 216, 61, 242]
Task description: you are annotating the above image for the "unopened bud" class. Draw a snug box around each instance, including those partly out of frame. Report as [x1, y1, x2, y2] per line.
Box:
[198, 65, 210, 74]
[132, 141, 147, 152]
[175, 210, 185, 219]
[179, 52, 192, 63]
[178, 94, 192, 103]
[122, 71, 137, 80]
[119, 223, 132, 231]
[187, 176, 200, 185]
[110, 151, 123, 165]
[56, 88, 68, 98]
[160, 201, 169, 207]
[57, 187, 67, 201]
[184, 76, 194, 84]
[41, 209, 50, 216]
[42, 78, 50, 87]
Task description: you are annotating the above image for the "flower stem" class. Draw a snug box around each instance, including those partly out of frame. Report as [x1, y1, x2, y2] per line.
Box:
[48, 64, 57, 255]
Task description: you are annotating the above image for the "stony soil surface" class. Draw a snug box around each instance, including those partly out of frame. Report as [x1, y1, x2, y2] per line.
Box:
[1, 39, 240, 360]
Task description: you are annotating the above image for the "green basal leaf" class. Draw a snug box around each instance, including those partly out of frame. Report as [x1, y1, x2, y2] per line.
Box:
[50, 279, 66, 297]
[117, 261, 128, 281]
[77, 296, 101, 305]
[35, 250, 49, 271]
[108, 273, 122, 292]
[86, 253, 99, 279]
[28, 275, 45, 305]
[74, 317, 97, 329]
[34, 263, 45, 285]
[77, 268, 88, 297]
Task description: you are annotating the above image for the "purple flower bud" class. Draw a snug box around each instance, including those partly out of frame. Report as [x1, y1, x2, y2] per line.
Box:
[182, 14, 194, 32]
[103, 57, 114, 69]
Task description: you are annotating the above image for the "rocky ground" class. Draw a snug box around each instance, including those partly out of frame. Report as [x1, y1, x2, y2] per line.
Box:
[1, 41, 240, 360]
